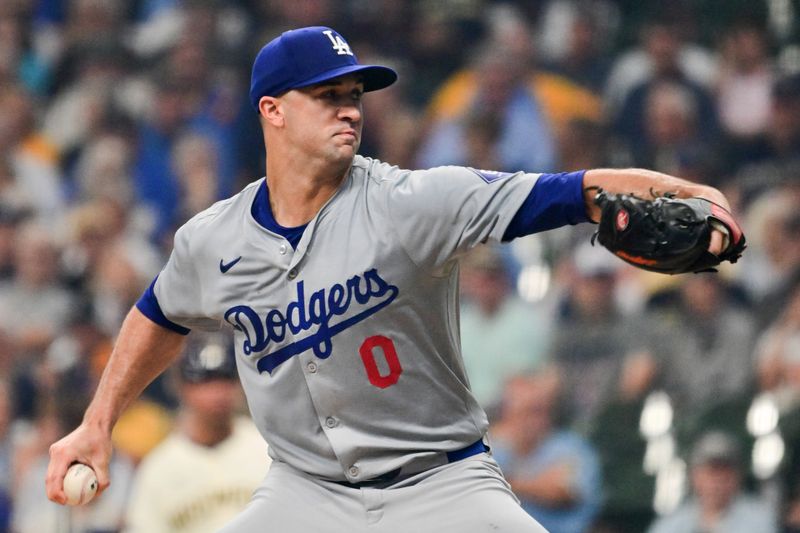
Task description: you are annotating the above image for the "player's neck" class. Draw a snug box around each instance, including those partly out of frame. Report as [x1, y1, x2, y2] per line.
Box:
[265, 154, 351, 227]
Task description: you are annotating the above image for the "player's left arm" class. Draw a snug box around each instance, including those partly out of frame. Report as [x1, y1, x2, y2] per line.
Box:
[582, 168, 730, 221]
[582, 168, 733, 255]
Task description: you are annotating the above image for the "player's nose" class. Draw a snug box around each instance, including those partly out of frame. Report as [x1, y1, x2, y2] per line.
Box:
[338, 102, 362, 124]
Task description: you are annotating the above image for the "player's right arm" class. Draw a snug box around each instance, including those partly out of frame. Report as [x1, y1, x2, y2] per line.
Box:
[45, 307, 187, 504]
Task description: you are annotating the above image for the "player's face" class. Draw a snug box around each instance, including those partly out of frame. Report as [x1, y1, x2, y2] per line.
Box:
[283, 74, 365, 164]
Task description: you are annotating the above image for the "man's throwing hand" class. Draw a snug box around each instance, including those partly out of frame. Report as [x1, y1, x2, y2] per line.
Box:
[46, 423, 113, 505]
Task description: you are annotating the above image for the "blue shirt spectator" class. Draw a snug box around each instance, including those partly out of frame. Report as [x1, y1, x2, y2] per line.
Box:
[648, 431, 777, 533]
[648, 496, 776, 533]
[492, 373, 603, 533]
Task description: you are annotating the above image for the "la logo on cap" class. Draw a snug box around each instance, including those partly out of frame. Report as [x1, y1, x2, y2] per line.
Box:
[323, 30, 353, 56]
[248, 26, 397, 109]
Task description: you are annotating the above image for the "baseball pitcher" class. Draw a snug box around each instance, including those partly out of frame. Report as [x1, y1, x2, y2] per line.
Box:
[46, 27, 743, 532]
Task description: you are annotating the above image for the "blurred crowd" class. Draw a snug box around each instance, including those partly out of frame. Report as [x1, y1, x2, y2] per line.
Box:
[1, 0, 800, 532]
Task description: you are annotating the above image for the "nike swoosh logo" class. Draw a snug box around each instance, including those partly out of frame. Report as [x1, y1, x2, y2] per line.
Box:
[219, 256, 242, 273]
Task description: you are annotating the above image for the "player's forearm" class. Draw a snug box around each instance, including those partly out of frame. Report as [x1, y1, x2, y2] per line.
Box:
[83, 306, 186, 434]
[582, 168, 729, 223]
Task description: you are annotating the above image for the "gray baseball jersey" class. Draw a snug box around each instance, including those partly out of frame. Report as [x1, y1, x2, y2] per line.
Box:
[151, 155, 538, 483]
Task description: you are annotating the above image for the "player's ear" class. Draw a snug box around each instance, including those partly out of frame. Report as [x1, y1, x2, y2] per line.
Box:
[258, 96, 284, 128]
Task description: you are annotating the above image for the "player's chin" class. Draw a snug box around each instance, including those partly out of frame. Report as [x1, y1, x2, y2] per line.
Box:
[333, 140, 359, 158]
[336, 134, 359, 149]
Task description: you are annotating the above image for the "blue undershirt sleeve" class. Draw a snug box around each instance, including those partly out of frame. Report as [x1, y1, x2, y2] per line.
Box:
[135, 276, 191, 335]
[502, 170, 590, 241]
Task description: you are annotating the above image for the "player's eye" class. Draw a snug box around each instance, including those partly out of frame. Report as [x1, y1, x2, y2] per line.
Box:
[316, 86, 362, 105]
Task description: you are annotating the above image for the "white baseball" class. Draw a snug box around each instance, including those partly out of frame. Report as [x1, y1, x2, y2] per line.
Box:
[63, 463, 98, 506]
[709, 220, 731, 251]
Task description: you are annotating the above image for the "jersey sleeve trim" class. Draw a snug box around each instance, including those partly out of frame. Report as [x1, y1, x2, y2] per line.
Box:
[135, 276, 191, 335]
[502, 170, 589, 241]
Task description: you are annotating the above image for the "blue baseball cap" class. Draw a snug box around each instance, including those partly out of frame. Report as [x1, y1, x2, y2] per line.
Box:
[249, 26, 398, 110]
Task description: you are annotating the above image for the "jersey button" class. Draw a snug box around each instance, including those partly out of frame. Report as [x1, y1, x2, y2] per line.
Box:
[348, 466, 359, 477]
[279, 244, 288, 255]
[287, 268, 298, 280]
[325, 417, 337, 428]
[307, 362, 318, 373]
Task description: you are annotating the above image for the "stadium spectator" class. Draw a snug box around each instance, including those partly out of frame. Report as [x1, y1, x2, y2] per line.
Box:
[735, 187, 800, 311]
[125, 336, 270, 533]
[0, 222, 76, 359]
[538, 0, 615, 93]
[612, 19, 721, 172]
[715, 22, 775, 169]
[459, 244, 551, 415]
[605, 13, 717, 117]
[417, 4, 602, 171]
[0, 83, 64, 223]
[71, 131, 135, 205]
[645, 275, 757, 417]
[171, 132, 222, 226]
[492, 371, 602, 533]
[416, 35, 557, 172]
[400, 4, 475, 109]
[90, 240, 159, 336]
[550, 243, 656, 430]
[647, 430, 777, 533]
[41, 40, 132, 161]
[733, 74, 800, 202]
[132, 70, 190, 240]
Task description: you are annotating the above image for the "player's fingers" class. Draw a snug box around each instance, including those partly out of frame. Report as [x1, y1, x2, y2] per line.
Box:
[45, 442, 70, 504]
[92, 461, 111, 495]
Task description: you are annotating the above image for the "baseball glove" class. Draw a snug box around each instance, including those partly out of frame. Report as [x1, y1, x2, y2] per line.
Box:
[590, 189, 746, 274]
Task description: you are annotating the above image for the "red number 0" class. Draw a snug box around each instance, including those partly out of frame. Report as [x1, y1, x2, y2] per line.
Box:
[359, 335, 402, 389]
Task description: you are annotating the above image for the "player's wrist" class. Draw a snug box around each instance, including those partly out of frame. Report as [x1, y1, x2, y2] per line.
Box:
[82, 406, 117, 436]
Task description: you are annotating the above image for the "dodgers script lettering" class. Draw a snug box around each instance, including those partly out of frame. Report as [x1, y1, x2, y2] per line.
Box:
[224, 268, 399, 374]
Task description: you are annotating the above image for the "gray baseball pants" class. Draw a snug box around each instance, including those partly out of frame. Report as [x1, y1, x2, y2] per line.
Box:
[218, 453, 548, 532]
